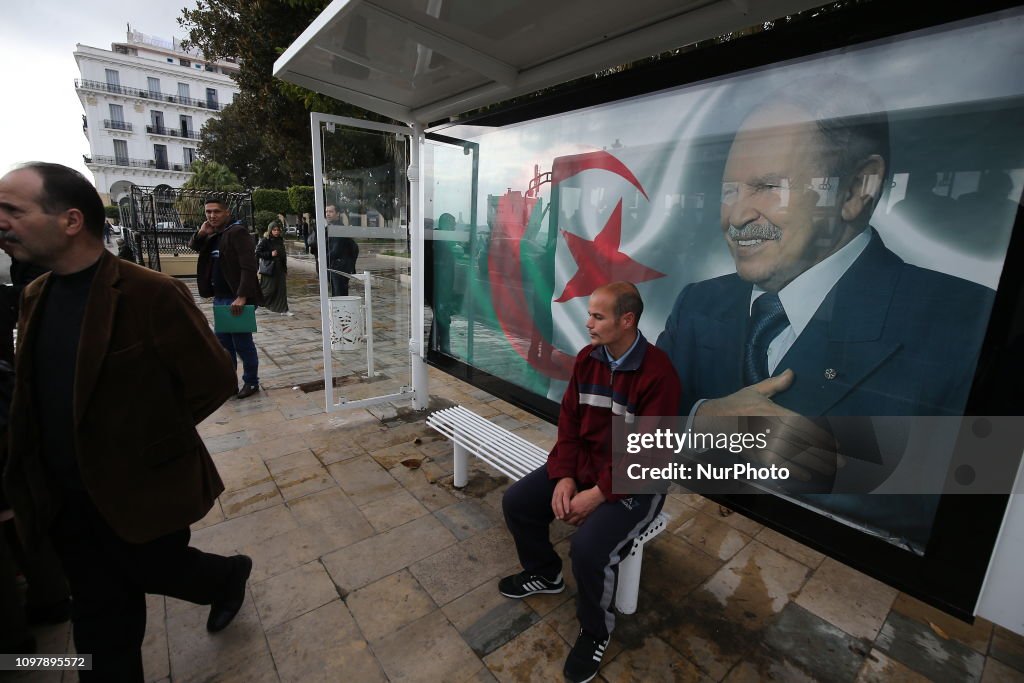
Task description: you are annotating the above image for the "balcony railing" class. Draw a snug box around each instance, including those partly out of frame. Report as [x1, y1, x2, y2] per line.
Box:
[103, 119, 133, 132]
[146, 124, 201, 140]
[75, 79, 224, 111]
[84, 155, 193, 172]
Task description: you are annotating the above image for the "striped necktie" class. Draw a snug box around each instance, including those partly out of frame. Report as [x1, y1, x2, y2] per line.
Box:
[743, 292, 789, 386]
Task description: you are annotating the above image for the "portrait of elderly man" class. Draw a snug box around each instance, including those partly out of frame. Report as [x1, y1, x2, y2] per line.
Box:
[656, 76, 996, 548]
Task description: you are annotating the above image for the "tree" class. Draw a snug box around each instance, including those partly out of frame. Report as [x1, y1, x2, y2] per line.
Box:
[182, 160, 243, 192]
[287, 185, 315, 216]
[104, 205, 120, 220]
[181, 0, 394, 188]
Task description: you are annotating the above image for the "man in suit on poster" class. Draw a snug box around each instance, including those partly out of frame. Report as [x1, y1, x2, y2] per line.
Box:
[656, 77, 995, 548]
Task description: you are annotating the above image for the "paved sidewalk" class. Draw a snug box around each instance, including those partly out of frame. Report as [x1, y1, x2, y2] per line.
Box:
[11, 255, 1024, 682]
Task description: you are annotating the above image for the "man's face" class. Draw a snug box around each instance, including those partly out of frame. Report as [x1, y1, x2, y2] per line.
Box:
[325, 205, 339, 222]
[0, 169, 68, 266]
[586, 290, 628, 348]
[205, 202, 229, 229]
[720, 103, 847, 292]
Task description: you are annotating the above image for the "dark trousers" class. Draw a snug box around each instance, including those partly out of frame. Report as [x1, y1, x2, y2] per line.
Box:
[51, 491, 233, 682]
[502, 466, 663, 639]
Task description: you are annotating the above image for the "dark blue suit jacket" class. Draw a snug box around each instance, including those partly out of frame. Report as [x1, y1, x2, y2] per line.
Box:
[656, 231, 995, 550]
[656, 230, 994, 418]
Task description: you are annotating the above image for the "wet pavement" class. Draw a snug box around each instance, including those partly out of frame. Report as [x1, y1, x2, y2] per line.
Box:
[10, 243, 1024, 682]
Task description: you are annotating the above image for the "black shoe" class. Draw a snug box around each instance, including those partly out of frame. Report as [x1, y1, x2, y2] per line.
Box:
[207, 555, 252, 633]
[498, 570, 564, 598]
[26, 598, 71, 626]
[563, 629, 609, 683]
[236, 383, 259, 399]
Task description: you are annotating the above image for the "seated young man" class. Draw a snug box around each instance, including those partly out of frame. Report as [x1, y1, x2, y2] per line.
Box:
[499, 281, 681, 683]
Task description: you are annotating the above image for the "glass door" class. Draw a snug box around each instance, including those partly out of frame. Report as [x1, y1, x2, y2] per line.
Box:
[312, 113, 414, 412]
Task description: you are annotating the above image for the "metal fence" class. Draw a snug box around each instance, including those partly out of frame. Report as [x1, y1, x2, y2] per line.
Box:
[118, 186, 253, 272]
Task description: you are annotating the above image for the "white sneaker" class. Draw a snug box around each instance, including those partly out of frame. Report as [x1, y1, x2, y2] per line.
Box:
[281, 311, 294, 316]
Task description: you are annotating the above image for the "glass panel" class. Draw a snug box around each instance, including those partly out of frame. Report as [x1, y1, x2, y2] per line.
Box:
[428, 9, 1024, 555]
[105, 69, 119, 87]
[113, 139, 128, 165]
[154, 145, 168, 169]
[108, 104, 123, 123]
[147, 77, 161, 97]
[178, 82, 190, 99]
[319, 122, 409, 408]
[206, 88, 218, 109]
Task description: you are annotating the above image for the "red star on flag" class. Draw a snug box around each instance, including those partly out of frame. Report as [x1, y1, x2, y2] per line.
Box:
[554, 200, 666, 303]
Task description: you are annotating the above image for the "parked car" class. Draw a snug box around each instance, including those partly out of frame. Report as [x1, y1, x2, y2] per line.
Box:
[285, 225, 299, 237]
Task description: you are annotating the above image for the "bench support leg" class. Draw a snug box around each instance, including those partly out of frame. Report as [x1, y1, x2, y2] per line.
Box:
[453, 442, 469, 488]
[615, 548, 643, 615]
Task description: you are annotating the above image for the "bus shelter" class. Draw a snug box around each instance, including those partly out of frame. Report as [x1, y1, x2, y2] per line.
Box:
[274, 0, 1024, 634]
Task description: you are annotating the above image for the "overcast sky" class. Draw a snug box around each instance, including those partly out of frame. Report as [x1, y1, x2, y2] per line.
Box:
[0, 1, 198, 180]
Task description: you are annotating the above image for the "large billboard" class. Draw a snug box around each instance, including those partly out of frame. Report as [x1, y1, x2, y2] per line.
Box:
[423, 6, 1024, 614]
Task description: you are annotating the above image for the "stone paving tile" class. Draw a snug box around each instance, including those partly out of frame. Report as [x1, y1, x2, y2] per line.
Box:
[674, 510, 753, 561]
[756, 602, 871, 681]
[164, 596, 270, 683]
[694, 500, 764, 536]
[442, 580, 541, 658]
[876, 610, 986, 682]
[284, 487, 375, 550]
[641, 532, 724, 605]
[211, 448, 273, 492]
[601, 635, 711, 683]
[890, 593, 993, 655]
[390, 460, 460, 511]
[855, 649, 932, 682]
[702, 541, 810, 629]
[266, 600, 385, 683]
[250, 560, 340, 630]
[358, 488, 431, 532]
[265, 449, 322, 476]
[218, 480, 283, 519]
[483, 621, 570, 682]
[273, 463, 336, 501]
[433, 500, 503, 541]
[990, 626, 1024, 672]
[327, 455, 403, 506]
[796, 557, 898, 641]
[981, 657, 1024, 682]
[346, 569, 437, 642]
[204, 430, 251, 454]
[409, 526, 519, 606]
[754, 526, 826, 569]
[237, 525, 340, 583]
[191, 499, 225, 531]
[372, 609, 485, 682]
[190, 504, 299, 557]
[322, 513, 458, 594]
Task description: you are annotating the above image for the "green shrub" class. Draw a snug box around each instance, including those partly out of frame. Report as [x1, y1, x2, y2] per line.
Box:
[252, 188, 291, 215]
[104, 205, 120, 220]
[287, 185, 315, 216]
[253, 210, 280, 233]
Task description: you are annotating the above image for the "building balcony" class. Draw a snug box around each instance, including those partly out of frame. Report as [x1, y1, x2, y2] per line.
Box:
[75, 79, 224, 111]
[103, 119, 133, 132]
[84, 155, 193, 173]
[146, 124, 201, 140]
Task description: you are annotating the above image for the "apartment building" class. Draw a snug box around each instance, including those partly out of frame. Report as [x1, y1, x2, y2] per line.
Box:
[75, 29, 240, 204]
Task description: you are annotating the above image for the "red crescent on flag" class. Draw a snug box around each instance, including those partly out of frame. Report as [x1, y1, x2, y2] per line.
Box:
[488, 150, 649, 380]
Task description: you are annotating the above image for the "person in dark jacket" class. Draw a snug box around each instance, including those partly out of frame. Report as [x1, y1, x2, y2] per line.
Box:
[325, 203, 359, 296]
[256, 221, 291, 315]
[189, 197, 265, 399]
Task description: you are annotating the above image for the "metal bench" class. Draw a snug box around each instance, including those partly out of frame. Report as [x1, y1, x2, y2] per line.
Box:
[426, 404, 667, 614]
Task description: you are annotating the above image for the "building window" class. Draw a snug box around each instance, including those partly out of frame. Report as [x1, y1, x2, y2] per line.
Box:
[232, 92, 239, 103]
[180, 114, 193, 138]
[183, 147, 197, 166]
[179, 58, 191, 67]
[154, 144, 168, 170]
[205, 88, 218, 110]
[147, 77, 161, 97]
[166, 58, 174, 63]
[109, 104, 124, 123]
[177, 82, 190, 101]
[113, 139, 128, 166]
[105, 69, 120, 87]
[151, 110, 164, 133]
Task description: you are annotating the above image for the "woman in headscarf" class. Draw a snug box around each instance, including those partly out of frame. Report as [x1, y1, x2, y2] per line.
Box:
[255, 221, 292, 315]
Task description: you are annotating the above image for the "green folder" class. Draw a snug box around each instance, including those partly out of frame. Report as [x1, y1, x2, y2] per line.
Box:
[213, 305, 258, 333]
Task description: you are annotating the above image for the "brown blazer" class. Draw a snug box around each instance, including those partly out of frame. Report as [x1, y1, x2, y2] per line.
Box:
[3, 251, 236, 543]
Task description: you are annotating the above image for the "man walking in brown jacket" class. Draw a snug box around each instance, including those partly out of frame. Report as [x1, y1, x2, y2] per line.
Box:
[1, 163, 252, 681]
